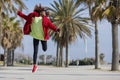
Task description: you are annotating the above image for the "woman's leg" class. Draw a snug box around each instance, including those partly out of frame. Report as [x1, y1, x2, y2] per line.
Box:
[41, 40, 47, 52]
[41, 40, 47, 64]
[33, 38, 39, 65]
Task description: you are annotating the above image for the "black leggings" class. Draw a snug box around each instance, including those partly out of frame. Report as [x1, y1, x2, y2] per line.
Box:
[33, 38, 47, 64]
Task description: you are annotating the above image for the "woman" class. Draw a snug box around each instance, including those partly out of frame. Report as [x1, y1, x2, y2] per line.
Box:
[17, 4, 59, 73]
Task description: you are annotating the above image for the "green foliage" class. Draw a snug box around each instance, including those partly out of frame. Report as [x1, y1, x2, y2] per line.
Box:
[49, 0, 92, 47]
[0, 0, 27, 14]
[38, 61, 55, 65]
[69, 58, 95, 66]
[1, 14, 23, 50]
[19, 58, 32, 65]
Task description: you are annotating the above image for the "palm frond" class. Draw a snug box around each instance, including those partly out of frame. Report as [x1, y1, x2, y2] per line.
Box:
[49, 0, 92, 47]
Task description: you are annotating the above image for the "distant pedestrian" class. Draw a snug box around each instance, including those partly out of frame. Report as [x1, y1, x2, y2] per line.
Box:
[76, 60, 79, 66]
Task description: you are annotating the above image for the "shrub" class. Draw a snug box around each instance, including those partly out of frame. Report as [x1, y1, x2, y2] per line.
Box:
[69, 58, 95, 66]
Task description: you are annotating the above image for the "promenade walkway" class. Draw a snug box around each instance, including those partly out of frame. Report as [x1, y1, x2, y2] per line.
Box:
[0, 65, 120, 80]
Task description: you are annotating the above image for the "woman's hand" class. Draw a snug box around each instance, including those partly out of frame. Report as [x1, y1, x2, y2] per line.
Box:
[57, 28, 60, 32]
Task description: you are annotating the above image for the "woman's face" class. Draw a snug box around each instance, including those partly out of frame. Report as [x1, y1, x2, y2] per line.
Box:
[41, 11, 46, 16]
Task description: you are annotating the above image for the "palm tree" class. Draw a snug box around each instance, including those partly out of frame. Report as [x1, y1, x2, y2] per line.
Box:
[91, 0, 106, 69]
[1, 14, 23, 66]
[49, 0, 92, 67]
[0, 0, 27, 34]
[1, 13, 12, 66]
[0, 0, 27, 46]
[8, 19, 23, 66]
[102, 0, 120, 71]
[81, 0, 120, 71]
[77, 0, 107, 69]
[0, 0, 26, 66]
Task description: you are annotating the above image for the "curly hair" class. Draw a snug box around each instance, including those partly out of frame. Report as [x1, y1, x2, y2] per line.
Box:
[34, 4, 50, 17]
[34, 4, 45, 13]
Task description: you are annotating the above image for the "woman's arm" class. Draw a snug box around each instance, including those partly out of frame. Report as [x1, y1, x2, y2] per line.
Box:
[17, 10, 28, 20]
[45, 17, 58, 32]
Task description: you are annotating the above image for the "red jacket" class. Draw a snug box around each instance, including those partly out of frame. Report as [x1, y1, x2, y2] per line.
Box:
[17, 11, 58, 40]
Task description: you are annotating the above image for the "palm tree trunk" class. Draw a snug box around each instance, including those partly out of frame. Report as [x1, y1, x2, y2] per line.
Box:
[12, 49, 15, 66]
[7, 49, 12, 66]
[56, 42, 60, 67]
[59, 45, 61, 67]
[65, 42, 69, 67]
[111, 22, 119, 71]
[6, 49, 14, 66]
[60, 46, 64, 67]
[95, 21, 100, 69]
[65, 25, 69, 67]
[4, 48, 8, 67]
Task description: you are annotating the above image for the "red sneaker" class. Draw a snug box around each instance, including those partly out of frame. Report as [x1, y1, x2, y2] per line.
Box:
[32, 65, 37, 73]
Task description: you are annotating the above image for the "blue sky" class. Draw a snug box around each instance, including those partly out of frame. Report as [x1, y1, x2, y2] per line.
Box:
[0, 0, 120, 63]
